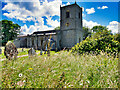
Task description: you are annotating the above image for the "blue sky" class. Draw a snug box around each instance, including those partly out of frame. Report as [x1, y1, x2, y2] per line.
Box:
[1, 0, 119, 34]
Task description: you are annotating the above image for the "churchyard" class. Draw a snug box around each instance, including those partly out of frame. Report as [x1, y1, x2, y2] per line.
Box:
[1, 46, 119, 88]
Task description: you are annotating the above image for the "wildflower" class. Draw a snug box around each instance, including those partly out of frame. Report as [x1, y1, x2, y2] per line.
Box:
[48, 68, 51, 72]
[87, 80, 90, 84]
[17, 81, 24, 86]
[80, 83, 83, 85]
[23, 80, 26, 82]
[29, 68, 33, 70]
[19, 73, 22, 77]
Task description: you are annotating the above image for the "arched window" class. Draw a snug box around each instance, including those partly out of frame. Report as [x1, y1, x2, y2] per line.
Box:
[66, 10, 70, 18]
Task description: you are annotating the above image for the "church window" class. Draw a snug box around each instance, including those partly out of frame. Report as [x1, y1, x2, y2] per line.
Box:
[66, 10, 70, 18]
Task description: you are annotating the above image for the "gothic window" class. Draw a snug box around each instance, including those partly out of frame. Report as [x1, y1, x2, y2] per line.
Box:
[66, 10, 70, 18]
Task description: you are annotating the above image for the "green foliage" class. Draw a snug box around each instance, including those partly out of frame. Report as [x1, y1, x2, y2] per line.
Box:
[71, 29, 119, 55]
[114, 33, 120, 42]
[91, 25, 112, 34]
[54, 26, 60, 30]
[83, 27, 91, 40]
[0, 20, 21, 46]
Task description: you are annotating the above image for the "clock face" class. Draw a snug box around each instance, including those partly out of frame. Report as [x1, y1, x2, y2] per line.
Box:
[66, 23, 70, 27]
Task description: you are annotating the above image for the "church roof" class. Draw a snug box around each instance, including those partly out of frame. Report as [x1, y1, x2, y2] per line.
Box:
[33, 30, 60, 35]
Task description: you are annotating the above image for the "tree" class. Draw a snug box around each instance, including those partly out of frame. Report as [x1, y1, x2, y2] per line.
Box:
[54, 26, 60, 30]
[0, 20, 21, 46]
[91, 25, 109, 33]
[83, 27, 91, 40]
[71, 28, 119, 55]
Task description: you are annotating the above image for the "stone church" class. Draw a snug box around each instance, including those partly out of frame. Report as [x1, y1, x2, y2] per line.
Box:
[14, 2, 84, 50]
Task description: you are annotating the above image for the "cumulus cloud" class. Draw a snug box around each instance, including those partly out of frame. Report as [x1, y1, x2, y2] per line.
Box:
[107, 21, 119, 34]
[47, 16, 60, 28]
[97, 6, 108, 9]
[81, 7, 84, 12]
[83, 20, 119, 34]
[83, 19, 100, 29]
[66, 2, 70, 5]
[2, 0, 62, 34]
[86, 8, 95, 14]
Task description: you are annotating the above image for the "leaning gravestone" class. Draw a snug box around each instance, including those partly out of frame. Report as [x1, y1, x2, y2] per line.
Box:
[28, 48, 36, 56]
[4, 41, 18, 60]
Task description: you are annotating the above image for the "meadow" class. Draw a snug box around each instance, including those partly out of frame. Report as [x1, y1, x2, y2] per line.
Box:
[1, 48, 119, 88]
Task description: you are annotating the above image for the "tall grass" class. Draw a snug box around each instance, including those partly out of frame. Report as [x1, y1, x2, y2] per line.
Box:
[2, 51, 118, 88]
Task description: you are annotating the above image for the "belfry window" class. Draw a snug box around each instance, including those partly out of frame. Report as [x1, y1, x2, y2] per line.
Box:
[66, 10, 70, 18]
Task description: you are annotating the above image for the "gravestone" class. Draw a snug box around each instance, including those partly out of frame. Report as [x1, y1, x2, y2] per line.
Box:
[4, 41, 18, 60]
[28, 48, 36, 56]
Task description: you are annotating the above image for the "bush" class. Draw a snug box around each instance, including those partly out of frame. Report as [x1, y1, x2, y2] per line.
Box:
[71, 30, 119, 55]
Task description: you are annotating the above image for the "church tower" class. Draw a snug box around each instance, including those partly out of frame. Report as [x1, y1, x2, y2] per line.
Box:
[60, 2, 83, 49]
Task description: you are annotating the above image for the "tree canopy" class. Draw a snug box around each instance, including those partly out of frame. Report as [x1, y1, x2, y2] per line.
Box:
[54, 26, 60, 30]
[83, 27, 91, 40]
[91, 25, 111, 33]
[71, 25, 119, 55]
[0, 20, 21, 46]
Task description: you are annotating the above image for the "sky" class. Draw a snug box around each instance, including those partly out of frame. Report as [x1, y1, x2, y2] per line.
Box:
[1, 0, 120, 35]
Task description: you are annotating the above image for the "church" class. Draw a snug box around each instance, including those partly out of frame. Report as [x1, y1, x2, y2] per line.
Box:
[14, 2, 84, 50]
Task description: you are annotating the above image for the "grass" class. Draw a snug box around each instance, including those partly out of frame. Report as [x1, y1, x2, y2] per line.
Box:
[1, 50, 119, 88]
[0, 47, 40, 59]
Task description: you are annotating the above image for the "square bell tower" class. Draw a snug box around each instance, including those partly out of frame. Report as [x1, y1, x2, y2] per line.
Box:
[60, 2, 83, 49]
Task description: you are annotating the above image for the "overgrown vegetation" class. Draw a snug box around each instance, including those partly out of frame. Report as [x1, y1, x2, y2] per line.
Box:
[71, 27, 119, 55]
[1, 25, 119, 88]
[2, 51, 119, 88]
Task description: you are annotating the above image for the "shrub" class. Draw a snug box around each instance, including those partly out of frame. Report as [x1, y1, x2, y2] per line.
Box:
[71, 30, 119, 55]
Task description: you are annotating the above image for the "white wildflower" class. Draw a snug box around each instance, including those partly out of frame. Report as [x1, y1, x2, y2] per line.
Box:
[23, 80, 26, 82]
[80, 83, 83, 85]
[19, 73, 22, 77]
[87, 80, 90, 84]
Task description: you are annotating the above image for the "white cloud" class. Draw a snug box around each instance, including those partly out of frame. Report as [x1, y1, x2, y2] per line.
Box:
[66, 2, 70, 5]
[2, 0, 62, 34]
[83, 19, 100, 29]
[107, 21, 119, 34]
[86, 8, 95, 14]
[82, 13, 86, 17]
[97, 6, 108, 9]
[47, 16, 60, 28]
[81, 7, 84, 12]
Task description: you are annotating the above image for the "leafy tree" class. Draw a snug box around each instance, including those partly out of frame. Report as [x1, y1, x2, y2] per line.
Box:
[0, 20, 21, 46]
[83, 27, 91, 40]
[71, 27, 119, 55]
[91, 25, 111, 33]
[114, 33, 120, 42]
[54, 26, 60, 30]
